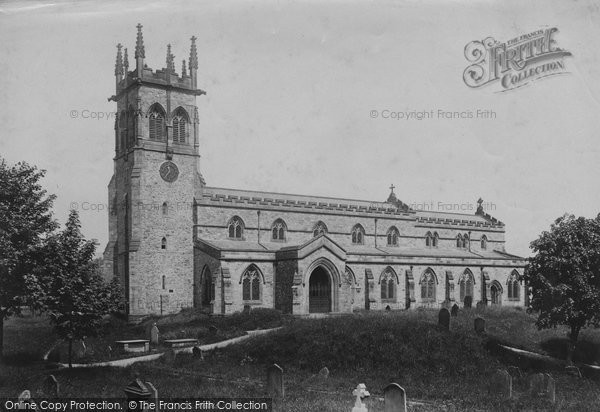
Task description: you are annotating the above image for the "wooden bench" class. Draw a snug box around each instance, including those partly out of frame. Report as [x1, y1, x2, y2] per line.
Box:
[115, 339, 150, 353]
[164, 338, 199, 348]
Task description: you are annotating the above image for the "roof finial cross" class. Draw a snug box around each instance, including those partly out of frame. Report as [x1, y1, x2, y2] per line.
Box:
[389, 184, 395, 192]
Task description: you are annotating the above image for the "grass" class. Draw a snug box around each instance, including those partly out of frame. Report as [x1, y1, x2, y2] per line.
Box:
[2, 307, 600, 410]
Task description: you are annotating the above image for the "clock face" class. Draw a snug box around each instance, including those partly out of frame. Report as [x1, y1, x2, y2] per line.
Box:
[159, 161, 179, 183]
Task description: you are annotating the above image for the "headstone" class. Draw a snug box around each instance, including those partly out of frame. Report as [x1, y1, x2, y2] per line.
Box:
[507, 366, 523, 379]
[18, 390, 34, 409]
[243, 305, 251, 315]
[318, 367, 329, 379]
[476, 301, 486, 310]
[192, 346, 204, 360]
[474, 317, 485, 334]
[107, 345, 113, 359]
[145, 381, 159, 410]
[450, 304, 459, 317]
[385, 305, 391, 311]
[463, 296, 472, 308]
[351, 383, 370, 412]
[438, 308, 450, 330]
[74, 340, 86, 358]
[208, 325, 218, 335]
[529, 373, 555, 403]
[565, 365, 582, 377]
[384, 383, 407, 412]
[266, 364, 284, 399]
[162, 349, 176, 364]
[488, 369, 512, 399]
[47, 347, 61, 363]
[42, 375, 59, 398]
[150, 323, 159, 346]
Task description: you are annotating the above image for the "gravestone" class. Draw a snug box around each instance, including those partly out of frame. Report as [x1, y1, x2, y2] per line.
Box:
[488, 369, 512, 399]
[384, 382, 407, 412]
[243, 305, 251, 315]
[192, 346, 204, 360]
[463, 296, 472, 308]
[318, 367, 329, 379]
[145, 381, 159, 408]
[529, 373, 555, 403]
[507, 366, 523, 379]
[47, 347, 61, 363]
[18, 390, 34, 409]
[450, 304, 459, 317]
[476, 301, 486, 311]
[351, 383, 370, 412]
[385, 305, 391, 311]
[107, 345, 113, 359]
[266, 364, 284, 399]
[162, 349, 176, 364]
[208, 325, 218, 335]
[42, 375, 59, 398]
[74, 340, 86, 358]
[150, 323, 159, 346]
[438, 308, 450, 330]
[565, 365, 582, 377]
[474, 317, 485, 334]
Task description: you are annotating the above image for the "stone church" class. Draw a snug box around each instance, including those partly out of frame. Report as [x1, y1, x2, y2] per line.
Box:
[103, 26, 527, 319]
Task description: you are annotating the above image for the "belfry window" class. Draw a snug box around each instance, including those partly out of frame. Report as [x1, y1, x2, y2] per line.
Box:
[481, 235, 488, 250]
[425, 231, 433, 247]
[351, 224, 365, 245]
[432, 232, 439, 248]
[149, 105, 166, 141]
[228, 216, 244, 239]
[161, 237, 167, 249]
[172, 108, 189, 144]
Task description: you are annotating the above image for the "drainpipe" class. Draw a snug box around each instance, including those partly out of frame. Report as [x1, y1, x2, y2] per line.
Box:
[257, 210, 261, 244]
[468, 230, 472, 252]
[374, 218, 378, 247]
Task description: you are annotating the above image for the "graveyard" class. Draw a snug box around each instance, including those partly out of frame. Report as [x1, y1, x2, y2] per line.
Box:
[2, 307, 600, 411]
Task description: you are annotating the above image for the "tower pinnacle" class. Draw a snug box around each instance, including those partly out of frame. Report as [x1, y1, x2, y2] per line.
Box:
[123, 48, 129, 73]
[182, 59, 187, 77]
[135, 23, 145, 59]
[114, 44, 124, 77]
[166, 44, 175, 72]
[189, 36, 198, 69]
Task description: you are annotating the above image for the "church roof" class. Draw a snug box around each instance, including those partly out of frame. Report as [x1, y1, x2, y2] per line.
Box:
[199, 186, 503, 229]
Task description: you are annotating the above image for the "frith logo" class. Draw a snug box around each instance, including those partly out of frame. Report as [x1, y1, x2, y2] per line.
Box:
[463, 28, 572, 91]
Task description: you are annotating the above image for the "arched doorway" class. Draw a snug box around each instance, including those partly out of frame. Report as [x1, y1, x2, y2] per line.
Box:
[309, 266, 331, 313]
[490, 282, 502, 305]
[194, 266, 213, 310]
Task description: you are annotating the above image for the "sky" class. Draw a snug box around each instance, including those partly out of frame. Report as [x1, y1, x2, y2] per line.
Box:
[1, 0, 599, 258]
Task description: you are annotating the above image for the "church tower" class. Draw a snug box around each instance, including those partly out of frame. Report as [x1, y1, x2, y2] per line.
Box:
[103, 24, 206, 319]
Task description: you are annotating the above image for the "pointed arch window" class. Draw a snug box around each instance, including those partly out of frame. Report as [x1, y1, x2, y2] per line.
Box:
[228, 216, 244, 239]
[432, 232, 439, 248]
[463, 233, 469, 249]
[456, 234, 463, 248]
[172, 108, 189, 144]
[271, 219, 287, 241]
[425, 231, 433, 247]
[380, 269, 396, 301]
[149, 105, 166, 141]
[458, 270, 474, 302]
[161, 237, 167, 250]
[387, 226, 399, 247]
[313, 221, 328, 237]
[420, 269, 436, 302]
[507, 270, 520, 301]
[481, 235, 488, 250]
[241, 266, 261, 301]
[162, 202, 168, 216]
[351, 224, 365, 245]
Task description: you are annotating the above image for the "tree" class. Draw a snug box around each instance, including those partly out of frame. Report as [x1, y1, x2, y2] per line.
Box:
[0, 158, 57, 360]
[524, 213, 600, 364]
[40, 210, 121, 367]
